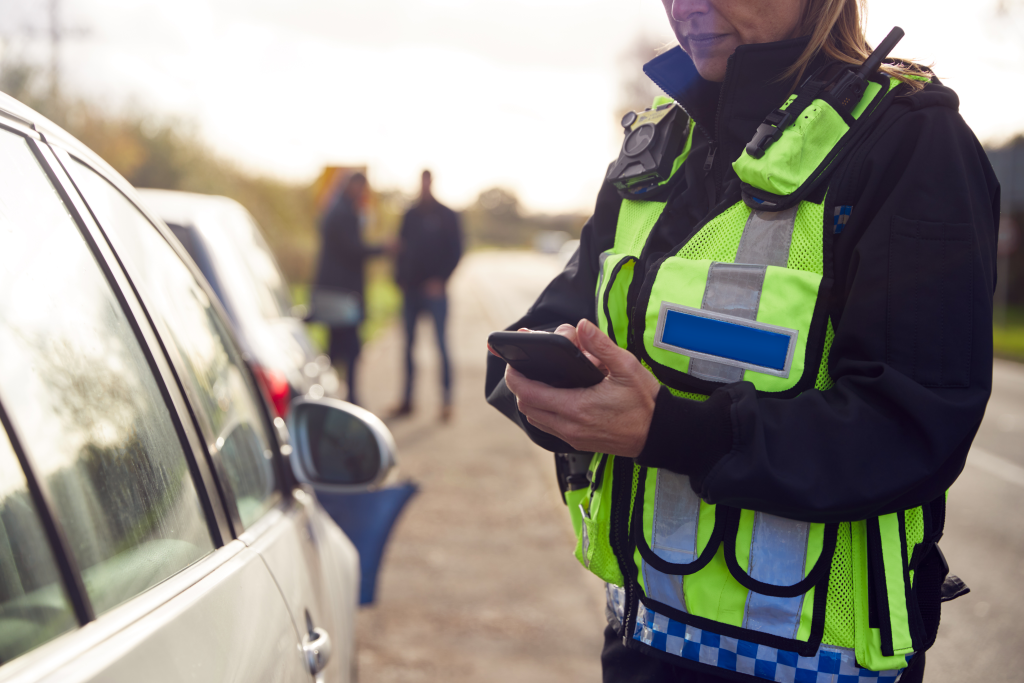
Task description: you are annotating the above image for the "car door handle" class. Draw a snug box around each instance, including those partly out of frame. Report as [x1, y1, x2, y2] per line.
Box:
[302, 627, 332, 675]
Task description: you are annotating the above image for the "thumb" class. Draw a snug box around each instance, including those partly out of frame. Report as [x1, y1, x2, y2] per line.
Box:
[577, 319, 633, 376]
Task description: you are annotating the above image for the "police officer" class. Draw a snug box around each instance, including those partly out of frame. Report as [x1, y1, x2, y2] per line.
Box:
[485, 0, 999, 681]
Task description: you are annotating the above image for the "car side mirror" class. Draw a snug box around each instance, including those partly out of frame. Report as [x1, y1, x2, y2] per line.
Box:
[286, 398, 396, 490]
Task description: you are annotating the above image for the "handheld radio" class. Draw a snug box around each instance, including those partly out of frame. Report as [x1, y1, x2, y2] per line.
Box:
[827, 27, 906, 112]
[745, 26, 906, 160]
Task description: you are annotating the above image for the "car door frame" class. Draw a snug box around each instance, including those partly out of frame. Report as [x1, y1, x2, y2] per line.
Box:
[0, 110, 243, 679]
[51, 143, 292, 534]
[43, 128, 349, 674]
[0, 106, 313, 682]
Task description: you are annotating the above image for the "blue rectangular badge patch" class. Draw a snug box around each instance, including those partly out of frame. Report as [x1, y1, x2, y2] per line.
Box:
[654, 302, 798, 378]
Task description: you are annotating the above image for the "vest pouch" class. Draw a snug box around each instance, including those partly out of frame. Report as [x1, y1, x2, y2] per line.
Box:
[632, 465, 723, 577]
[853, 499, 947, 671]
[596, 253, 638, 349]
[733, 76, 899, 211]
[853, 516, 913, 670]
[631, 466, 724, 627]
[721, 507, 835, 653]
[572, 453, 624, 585]
[630, 467, 834, 656]
[733, 94, 856, 205]
[637, 256, 824, 395]
[722, 507, 837, 600]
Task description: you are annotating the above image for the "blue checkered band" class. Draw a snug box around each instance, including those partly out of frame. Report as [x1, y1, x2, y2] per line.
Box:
[633, 602, 909, 683]
[833, 206, 853, 234]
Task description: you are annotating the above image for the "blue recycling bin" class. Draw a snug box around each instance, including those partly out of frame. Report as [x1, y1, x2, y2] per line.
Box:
[316, 483, 418, 605]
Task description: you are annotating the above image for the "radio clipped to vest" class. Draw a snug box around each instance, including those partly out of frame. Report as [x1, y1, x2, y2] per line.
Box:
[607, 101, 690, 198]
[736, 27, 907, 212]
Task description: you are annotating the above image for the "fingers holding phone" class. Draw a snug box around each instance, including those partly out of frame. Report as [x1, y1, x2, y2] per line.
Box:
[489, 320, 661, 457]
[488, 329, 606, 389]
[552, 323, 608, 374]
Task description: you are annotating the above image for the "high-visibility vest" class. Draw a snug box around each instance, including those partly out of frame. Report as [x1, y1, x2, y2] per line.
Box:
[565, 75, 950, 680]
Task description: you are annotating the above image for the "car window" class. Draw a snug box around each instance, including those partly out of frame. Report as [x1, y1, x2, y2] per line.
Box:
[68, 162, 279, 530]
[0, 427, 77, 664]
[202, 204, 292, 321]
[0, 129, 214, 623]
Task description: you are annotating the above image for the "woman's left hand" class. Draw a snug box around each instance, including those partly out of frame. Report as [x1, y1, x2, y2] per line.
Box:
[504, 319, 661, 457]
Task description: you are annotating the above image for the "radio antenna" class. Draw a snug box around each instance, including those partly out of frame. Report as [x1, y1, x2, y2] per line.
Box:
[858, 27, 905, 79]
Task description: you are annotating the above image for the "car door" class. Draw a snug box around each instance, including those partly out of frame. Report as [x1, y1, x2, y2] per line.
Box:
[60, 153, 358, 683]
[0, 116, 312, 683]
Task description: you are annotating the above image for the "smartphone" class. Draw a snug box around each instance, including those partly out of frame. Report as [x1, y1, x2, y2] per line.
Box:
[488, 330, 605, 389]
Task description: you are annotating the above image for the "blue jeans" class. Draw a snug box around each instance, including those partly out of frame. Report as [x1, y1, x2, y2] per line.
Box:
[402, 291, 451, 406]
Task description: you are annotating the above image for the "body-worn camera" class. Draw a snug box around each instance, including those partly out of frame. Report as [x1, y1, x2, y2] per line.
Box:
[606, 102, 690, 196]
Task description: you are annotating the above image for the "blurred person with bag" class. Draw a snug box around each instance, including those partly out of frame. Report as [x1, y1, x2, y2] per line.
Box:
[485, 1, 999, 681]
[393, 170, 463, 421]
[311, 172, 382, 405]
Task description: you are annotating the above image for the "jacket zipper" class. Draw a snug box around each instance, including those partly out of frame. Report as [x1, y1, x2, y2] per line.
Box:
[705, 54, 736, 211]
[610, 455, 634, 633]
[615, 54, 739, 637]
[702, 144, 718, 211]
[588, 453, 608, 500]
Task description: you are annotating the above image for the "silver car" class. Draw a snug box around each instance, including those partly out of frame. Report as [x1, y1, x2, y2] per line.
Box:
[134, 189, 342, 418]
[0, 92, 389, 681]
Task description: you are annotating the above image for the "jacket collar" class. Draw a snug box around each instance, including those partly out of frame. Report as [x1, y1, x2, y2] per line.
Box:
[643, 36, 822, 166]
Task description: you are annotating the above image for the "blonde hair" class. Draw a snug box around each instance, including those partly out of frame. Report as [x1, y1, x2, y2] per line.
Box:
[785, 0, 930, 92]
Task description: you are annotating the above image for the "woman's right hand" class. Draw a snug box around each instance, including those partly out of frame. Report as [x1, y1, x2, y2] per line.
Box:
[550, 323, 609, 375]
[502, 320, 660, 458]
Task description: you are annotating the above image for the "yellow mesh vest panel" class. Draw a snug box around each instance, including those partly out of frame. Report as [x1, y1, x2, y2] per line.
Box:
[616, 200, 666, 256]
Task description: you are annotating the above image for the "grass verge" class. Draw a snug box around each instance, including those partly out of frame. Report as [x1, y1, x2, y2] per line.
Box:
[994, 317, 1024, 365]
[993, 306, 1024, 363]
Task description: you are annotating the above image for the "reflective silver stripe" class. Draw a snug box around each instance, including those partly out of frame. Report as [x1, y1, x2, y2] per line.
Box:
[641, 469, 701, 613]
[742, 511, 811, 639]
[688, 207, 798, 383]
[735, 205, 798, 267]
[643, 564, 688, 613]
[689, 263, 766, 382]
[605, 583, 627, 626]
[700, 263, 766, 317]
[652, 470, 701, 561]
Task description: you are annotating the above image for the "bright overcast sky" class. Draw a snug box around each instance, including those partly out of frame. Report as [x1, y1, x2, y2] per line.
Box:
[3, 0, 1020, 213]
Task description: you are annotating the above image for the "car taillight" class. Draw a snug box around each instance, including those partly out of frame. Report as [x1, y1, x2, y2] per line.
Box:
[252, 364, 291, 418]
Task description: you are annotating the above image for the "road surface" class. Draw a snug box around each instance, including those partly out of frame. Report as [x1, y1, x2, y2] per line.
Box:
[354, 251, 1023, 682]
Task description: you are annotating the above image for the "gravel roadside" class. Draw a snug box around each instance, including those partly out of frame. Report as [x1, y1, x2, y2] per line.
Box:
[353, 252, 607, 683]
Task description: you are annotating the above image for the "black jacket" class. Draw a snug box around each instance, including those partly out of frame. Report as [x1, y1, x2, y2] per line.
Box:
[314, 194, 380, 314]
[485, 37, 1000, 524]
[395, 200, 463, 291]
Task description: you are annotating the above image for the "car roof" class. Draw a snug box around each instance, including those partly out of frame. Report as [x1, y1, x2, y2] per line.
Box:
[0, 90, 264, 367]
[135, 189, 248, 231]
[0, 92, 120, 187]
[0, 92, 182, 243]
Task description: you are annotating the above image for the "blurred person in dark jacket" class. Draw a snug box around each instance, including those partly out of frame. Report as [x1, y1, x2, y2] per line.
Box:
[393, 170, 463, 420]
[312, 172, 381, 405]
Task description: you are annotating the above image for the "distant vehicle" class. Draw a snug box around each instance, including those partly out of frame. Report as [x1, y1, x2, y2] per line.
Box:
[0, 91, 395, 681]
[533, 229, 572, 254]
[135, 191, 417, 604]
[558, 238, 581, 267]
[135, 189, 341, 419]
